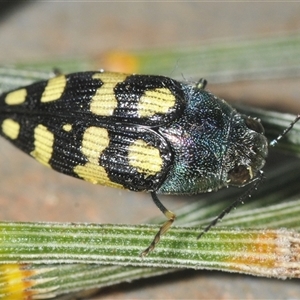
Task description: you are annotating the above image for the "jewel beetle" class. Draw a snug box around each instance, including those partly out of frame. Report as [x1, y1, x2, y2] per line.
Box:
[0, 71, 297, 256]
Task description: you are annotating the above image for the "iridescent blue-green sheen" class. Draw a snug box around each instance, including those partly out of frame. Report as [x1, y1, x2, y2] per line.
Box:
[157, 84, 268, 195]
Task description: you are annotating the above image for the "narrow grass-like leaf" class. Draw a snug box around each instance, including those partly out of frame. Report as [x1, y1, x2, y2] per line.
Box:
[1, 33, 299, 94]
[0, 223, 299, 277]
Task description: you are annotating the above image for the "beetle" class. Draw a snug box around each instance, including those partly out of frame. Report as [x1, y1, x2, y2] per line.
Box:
[0, 71, 286, 255]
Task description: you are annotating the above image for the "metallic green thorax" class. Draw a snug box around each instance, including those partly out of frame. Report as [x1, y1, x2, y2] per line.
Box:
[157, 84, 268, 195]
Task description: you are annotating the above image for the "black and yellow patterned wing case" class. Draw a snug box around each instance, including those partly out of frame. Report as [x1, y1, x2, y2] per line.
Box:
[0, 71, 269, 255]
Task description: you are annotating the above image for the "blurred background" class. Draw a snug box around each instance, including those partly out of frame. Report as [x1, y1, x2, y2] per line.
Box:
[0, 2, 300, 299]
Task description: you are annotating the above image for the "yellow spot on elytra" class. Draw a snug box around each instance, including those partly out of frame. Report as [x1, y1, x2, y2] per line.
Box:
[138, 88, 176, 118]
[30, 124, 54, 167]
[128, 139, 162, 176]
[90, 72, 127, 116]
[2, 119, 20, 140]
[62, 123, 72, 132]
[41, 75, 66, 103]
[5, 88, 27, 105]
[0, 264, 37, 299]
[74, 126, 123, 188]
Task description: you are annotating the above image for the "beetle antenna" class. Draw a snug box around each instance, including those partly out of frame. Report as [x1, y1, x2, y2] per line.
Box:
[270, 114, 300, 147]
[196, 78, 207, 90]
[197, 171, 264, 239]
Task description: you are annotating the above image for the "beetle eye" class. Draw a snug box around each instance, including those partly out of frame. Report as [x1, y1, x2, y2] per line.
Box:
[227, 165, 252, 185]
[244, 117, 264, 134]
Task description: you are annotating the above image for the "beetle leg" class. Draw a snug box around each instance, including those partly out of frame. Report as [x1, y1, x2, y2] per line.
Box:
[140, 192, 176, 257]
[195, 78, 207, 90]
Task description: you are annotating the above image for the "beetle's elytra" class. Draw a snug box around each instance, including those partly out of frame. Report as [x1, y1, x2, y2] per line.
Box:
[0, 71, 271, 255]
